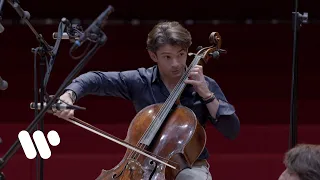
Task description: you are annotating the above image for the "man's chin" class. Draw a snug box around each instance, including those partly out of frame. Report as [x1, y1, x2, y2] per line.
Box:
[171, 72, 182, 78]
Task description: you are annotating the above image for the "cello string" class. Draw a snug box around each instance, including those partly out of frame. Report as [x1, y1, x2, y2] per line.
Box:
[64, 116, 179, 166]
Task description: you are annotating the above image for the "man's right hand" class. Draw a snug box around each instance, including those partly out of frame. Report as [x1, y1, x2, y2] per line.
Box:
[53, 91, 75, 119]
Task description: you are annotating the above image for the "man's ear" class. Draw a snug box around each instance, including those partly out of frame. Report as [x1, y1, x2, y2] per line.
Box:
[148, 50, 158, 63]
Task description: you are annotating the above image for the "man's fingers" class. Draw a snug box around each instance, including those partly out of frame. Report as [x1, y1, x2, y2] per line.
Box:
[60, 110, 70, 117]
[53, 109, 72, 119]
[194, 65, 203, 71]
[189, 72, 199, 76]
[188, 72, 200, 81]
[190, 67, 200, 72]
[190, 67, 204, 76]
[67, 110, 74, 118]
[190, 72, 198, 75]
[185, 79, 198, 85]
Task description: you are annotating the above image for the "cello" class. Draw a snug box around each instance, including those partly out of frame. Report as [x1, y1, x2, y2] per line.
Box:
[62, 32, 225, 180]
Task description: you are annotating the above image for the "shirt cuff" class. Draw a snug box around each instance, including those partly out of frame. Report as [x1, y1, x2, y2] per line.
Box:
[64, 83, 85, 102]
[207, 99, 235, 125]
[216, 99, 236, 118]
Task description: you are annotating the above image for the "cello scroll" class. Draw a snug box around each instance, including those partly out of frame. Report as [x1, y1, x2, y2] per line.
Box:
[189, 32, 227, 65]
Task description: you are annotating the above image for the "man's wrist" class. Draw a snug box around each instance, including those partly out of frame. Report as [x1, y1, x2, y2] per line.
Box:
[66, 90, 77, 103]
[201, 92, 216, 105]
[202, 92, 213, 100]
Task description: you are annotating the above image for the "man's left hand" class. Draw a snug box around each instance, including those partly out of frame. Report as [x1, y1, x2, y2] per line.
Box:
[184, 65, 212, 98]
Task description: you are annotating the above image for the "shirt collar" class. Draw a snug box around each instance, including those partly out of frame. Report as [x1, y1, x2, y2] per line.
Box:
[151, 65, 160, 83]
[151, 65, 192, 88]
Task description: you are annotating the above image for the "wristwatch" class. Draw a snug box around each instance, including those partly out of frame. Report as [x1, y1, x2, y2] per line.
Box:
[66, 90, 77, 103]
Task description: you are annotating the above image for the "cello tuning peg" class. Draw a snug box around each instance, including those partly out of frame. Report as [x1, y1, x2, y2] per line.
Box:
[209, 49, 227, 59]
[209, 51, 220, 59]
[188, 52, 196, 56]
[219, 49, 227, 54]
[196, 46, 203, 52]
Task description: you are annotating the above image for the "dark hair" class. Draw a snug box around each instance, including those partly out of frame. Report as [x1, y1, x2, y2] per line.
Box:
[146, 21, 192, 53]
[284, 144, 320, 180]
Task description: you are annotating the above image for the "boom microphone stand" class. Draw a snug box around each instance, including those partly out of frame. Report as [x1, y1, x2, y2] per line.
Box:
[0, 4, 114, 180]
[1, 1, 69, 179]
[289, 0, 308, 149]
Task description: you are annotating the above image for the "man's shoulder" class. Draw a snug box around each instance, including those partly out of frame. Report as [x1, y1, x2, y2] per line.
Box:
[204, 75, 218, 85]
[136, 66, 156, 77]
[120, 66, 155, 83]
[204, 75, 223, 93]
[120, 66, 154, 77]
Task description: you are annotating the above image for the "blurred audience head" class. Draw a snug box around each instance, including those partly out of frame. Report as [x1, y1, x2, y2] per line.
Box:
[278, 144, 320, 180]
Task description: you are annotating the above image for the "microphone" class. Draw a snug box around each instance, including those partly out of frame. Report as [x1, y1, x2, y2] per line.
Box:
[71, 5, 114, 51]
[8, 1, 30, 20]
[30, 102, 86, 111]
[0, 77, 8, 90]
[52, 32, 80, 40]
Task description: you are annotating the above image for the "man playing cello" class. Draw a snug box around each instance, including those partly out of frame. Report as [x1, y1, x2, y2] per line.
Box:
[54, 21, 240, 180]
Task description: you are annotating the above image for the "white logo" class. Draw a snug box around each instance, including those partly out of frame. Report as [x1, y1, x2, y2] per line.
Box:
[18, 130, 60, 159]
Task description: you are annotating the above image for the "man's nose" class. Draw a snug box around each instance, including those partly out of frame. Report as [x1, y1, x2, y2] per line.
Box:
[172, 59, 179, 67]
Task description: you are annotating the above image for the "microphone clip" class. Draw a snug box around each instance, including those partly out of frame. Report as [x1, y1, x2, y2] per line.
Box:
[71, 5, 114, 51]
[52, 17, 84, 42]
[63, 17, 84, 42]
[30, 95, 86, 113]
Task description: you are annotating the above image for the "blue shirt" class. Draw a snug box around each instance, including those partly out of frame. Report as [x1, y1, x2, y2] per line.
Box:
[65, 65, 240, 160]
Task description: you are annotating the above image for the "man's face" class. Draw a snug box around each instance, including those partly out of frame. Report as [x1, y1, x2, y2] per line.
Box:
[149, 44, 188, 80]
[278, 169, 300, 180]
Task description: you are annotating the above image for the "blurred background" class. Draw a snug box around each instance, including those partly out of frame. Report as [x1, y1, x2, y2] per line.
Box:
[0, 0, 319, 179]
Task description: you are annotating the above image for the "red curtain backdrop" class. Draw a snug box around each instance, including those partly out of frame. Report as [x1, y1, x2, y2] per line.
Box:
[0, 0, 319, 179]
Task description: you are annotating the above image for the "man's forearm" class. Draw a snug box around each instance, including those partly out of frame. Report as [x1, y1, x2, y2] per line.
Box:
[204, 92, 240, 140]
[206, 97, 220, 119]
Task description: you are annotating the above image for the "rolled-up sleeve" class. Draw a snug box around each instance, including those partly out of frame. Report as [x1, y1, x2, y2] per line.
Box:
[216, 99, 236, 118]
[206, 77, 240, 140]
[65, 70, 139, 101]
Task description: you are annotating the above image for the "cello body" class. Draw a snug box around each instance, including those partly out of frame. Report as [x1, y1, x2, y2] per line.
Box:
[95, 103, 206, 180]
